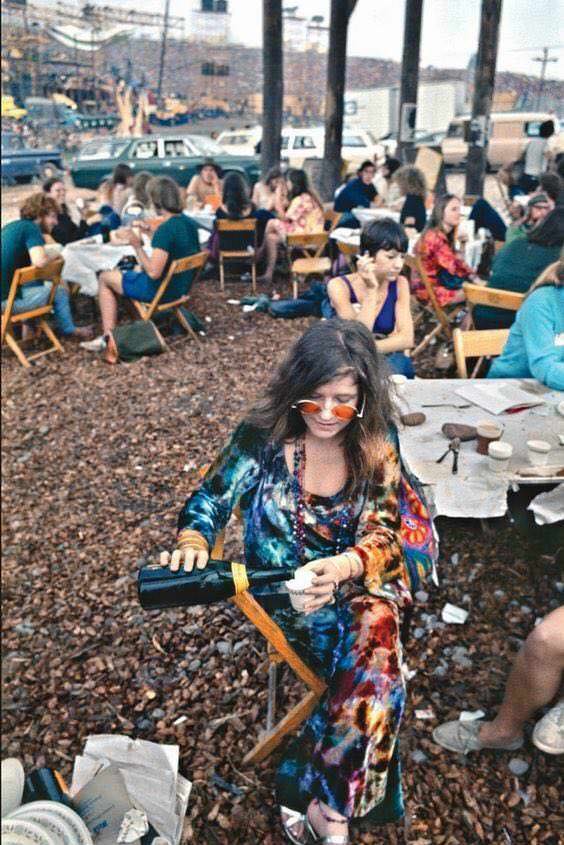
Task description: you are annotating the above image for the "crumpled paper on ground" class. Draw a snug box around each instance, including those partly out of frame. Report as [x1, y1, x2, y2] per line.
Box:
[71, 735, 191, 845]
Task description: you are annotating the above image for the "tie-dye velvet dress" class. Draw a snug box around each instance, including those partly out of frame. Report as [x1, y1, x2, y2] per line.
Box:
[178, 422, 423, 824]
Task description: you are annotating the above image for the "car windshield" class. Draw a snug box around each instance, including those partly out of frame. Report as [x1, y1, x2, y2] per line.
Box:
[1, 133, 24, 151]
[343, 135, 366, 147]
[77, 139, 130, 160]
[187, 136, 225, 156]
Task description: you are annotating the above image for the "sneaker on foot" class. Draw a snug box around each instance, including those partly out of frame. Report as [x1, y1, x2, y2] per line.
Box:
[80, 334, 106, 352]
[433, 719, 524, 754]
[532, 700, 564, 755]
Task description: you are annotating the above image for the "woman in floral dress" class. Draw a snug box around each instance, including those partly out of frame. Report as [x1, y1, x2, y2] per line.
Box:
[161, 319, 436, 844]
[414, 194, 476, 307]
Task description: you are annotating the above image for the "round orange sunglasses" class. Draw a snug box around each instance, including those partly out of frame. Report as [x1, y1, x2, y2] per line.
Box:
[292, 397, 365, 420]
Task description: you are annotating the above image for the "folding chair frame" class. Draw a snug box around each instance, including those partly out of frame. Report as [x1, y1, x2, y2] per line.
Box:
[463, 281, 524, 327]
[453, 326, 510, 378]
[210, 525, 326, 765]
[287, 232, 331, 299]
[217, 219, 257, 294]
[403, 254, 464, 357]
[1, 258, 65, 369]
[130, 251, 208, 346]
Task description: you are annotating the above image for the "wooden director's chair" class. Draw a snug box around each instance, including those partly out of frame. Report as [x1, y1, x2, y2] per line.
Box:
[210, 524, 327, 765]
[403, 254, 465, 358]
[453, 327, 510, 378]
[1, 258, 65, 369]
[130, 251, 208, 346]
[287, 232, 331, 299]
[463, 282, 524, 328]
[217, 219, 258, 294]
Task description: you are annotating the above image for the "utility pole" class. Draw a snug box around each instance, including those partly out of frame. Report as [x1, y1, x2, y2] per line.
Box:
[261, 0, 283, 174]
[157, 0, 171, 102]
[321, 0, 358, 201]
[465, 0, 503, 197]
[532, 47, 558, 110]
[397, 0, 423, 164]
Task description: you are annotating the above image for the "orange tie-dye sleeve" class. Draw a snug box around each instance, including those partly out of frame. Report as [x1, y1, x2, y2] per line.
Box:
[350, 439, 408, 594]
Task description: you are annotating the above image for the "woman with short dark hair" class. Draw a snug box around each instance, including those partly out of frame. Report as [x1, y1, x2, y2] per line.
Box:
[161, 318, 436, 843]
[327, 219, 415, 376]
[392, 166, 428, 233]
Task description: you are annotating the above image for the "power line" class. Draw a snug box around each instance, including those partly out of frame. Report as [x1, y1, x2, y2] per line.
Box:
[532, 46, 559, 109]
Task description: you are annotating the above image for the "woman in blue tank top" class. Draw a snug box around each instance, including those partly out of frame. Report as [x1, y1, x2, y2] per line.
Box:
[327, 219, 415, 377]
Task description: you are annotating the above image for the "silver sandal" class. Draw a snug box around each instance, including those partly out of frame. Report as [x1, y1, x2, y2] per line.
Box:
[306, 799, 349, 844]
[280, 805, 309, 845]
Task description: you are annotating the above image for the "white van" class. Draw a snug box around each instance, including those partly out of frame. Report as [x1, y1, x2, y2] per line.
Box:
[216, 125, 380, 167]
[441, 112, 557, 169]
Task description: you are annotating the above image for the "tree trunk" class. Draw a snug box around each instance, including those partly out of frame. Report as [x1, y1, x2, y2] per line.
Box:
[261, 0, 283, 175]
[465, 0, 503, 196]
[320, 0, 358, 202]
[397, 0, 423, 164]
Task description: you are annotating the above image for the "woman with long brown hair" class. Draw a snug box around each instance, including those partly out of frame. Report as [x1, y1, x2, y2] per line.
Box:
[161, 319, 436, 843]
[413, 193, 476, 306]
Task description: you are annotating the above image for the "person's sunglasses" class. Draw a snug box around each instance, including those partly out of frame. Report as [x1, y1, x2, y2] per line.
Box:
[292, 397, 365, 420]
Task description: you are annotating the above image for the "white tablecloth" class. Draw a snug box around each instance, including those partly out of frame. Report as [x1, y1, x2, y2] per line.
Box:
[352, 207, 401, 225]
[397, 378, 564, 518]
[331, 227, 484, 270]
[62, 240, 135, 296]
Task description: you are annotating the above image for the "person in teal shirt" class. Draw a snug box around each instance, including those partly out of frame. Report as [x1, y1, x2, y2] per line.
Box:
[1, 193, 89, 338]
[97, 176, 200, 338]
[473, 208, 563, 330]
[488, 260, 564, 390]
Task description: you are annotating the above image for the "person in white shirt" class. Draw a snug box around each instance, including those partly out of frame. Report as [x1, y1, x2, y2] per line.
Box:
[522, 120, 555, 193]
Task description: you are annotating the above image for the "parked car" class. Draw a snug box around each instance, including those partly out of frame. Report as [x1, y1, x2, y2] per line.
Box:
[216, 125, 380, 167]
[69, 134, 261, 190]
[1, 132, 65, 185]
[441, 111, 558, 169]
[377, 129, 434, 158]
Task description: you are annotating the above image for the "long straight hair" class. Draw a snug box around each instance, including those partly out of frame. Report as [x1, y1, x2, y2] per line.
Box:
[247, 319, 396, 493]
[426, 193, 458, 247]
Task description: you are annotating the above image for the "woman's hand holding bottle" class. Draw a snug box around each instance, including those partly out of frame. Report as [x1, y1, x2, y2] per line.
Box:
[160, 529, 209, 572]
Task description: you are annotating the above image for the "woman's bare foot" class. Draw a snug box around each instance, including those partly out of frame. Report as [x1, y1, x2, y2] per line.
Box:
[307, 798, 349, 842]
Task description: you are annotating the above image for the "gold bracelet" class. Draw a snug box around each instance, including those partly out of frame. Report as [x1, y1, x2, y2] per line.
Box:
[342, 551, 363, 580]
[177, 529, 209, 552]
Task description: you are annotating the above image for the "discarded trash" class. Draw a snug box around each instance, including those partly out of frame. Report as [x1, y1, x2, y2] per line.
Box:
[71, 735, 191, 845]
[410, 750, 428, 764]
[441, 603, 469, 624]
[450, 553, 460, 565]
[508, 758, 530, 776]
[173, 716, 187, 726]
[415, 590, 429, 603]
[226, 299, 241, 305]
[415, 708, 435, 720]
[118, 808, 149, 843]
[459, 710, 486, 722]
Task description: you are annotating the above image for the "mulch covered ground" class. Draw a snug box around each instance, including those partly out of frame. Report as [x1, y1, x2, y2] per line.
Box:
[2, 282, 562, 844]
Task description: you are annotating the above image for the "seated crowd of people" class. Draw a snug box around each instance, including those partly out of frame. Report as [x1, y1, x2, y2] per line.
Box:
[1, 139, 563, 387]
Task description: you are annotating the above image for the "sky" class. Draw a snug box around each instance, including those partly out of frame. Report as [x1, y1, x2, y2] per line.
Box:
[173, 0, 563, 80]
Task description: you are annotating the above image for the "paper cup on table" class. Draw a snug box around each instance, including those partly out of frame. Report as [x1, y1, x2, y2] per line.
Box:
[389, 373, 408, 396]
[526, 439, 552, 466]
[488, 441, 513, 474]
[285, 567, 315, 612]
[476, 420, 504, 455]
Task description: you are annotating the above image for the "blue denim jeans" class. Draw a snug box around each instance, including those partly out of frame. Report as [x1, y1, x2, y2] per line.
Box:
[2, 282, 76, 335]
[386, 352, 415, 378]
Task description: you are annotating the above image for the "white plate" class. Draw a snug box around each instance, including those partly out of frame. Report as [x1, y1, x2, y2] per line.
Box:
[7, 807, 74, 845]
[1, 758, 25, 816]
[1, 818, 58, 845]
[7, 803, 92, 845]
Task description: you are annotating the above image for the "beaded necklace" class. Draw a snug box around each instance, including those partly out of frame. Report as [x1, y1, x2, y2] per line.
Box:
[291, 435, 353, 564]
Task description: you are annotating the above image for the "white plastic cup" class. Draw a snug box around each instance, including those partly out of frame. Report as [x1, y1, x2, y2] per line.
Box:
[285, 567, 315, 612]
[487, 441, 513, 474]
[526, 439, 552, 466]
[389, 373, 408, 396]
